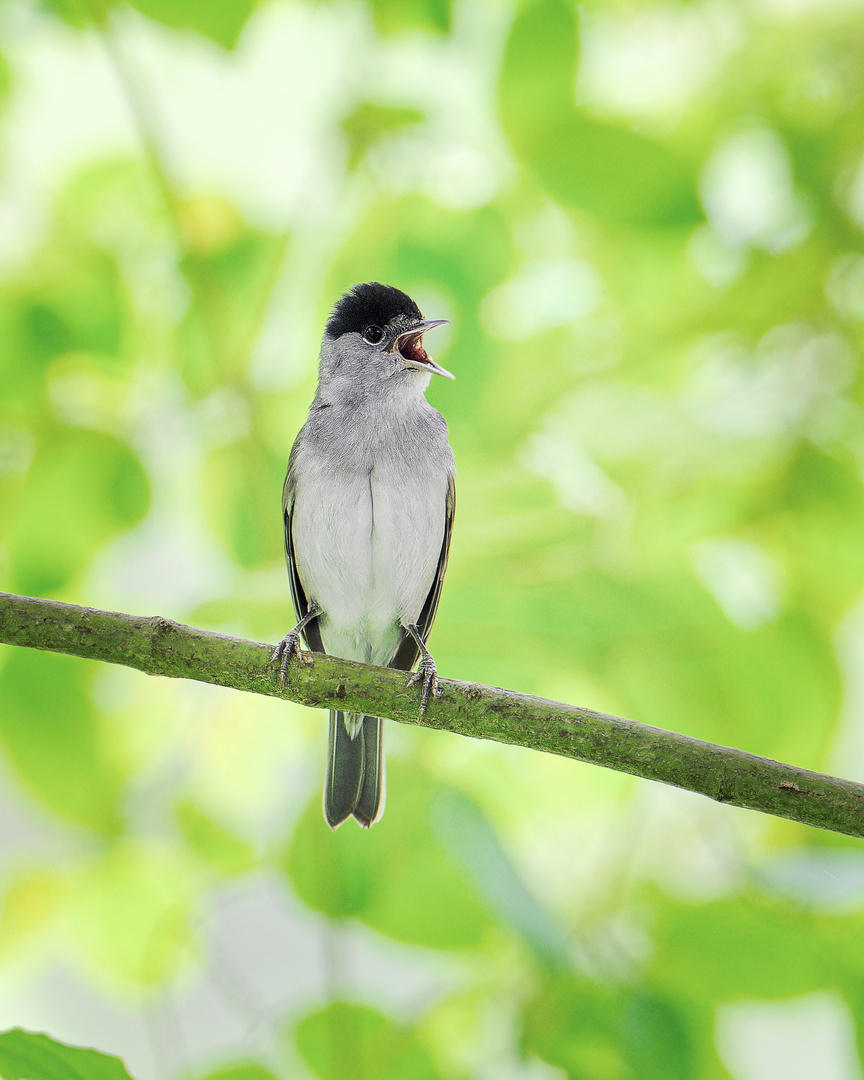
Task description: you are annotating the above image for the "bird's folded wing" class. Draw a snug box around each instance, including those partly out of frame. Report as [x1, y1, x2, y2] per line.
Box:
[282, 463, 324, 653]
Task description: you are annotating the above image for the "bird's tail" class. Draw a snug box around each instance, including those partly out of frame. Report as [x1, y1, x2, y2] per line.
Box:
[323, 711, 385, 829]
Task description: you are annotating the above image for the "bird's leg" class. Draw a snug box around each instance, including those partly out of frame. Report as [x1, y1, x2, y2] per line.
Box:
[271, 602, 320, 688]
[406, 624, 440, 720]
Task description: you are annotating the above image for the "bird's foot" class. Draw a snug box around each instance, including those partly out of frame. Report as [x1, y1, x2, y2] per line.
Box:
[271, 602, 320, 688]
[271, 629, 312, 689]
[407, 653, 440, 721]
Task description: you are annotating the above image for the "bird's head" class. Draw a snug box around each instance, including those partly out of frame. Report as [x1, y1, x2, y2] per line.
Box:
[319, 282, 453, 397]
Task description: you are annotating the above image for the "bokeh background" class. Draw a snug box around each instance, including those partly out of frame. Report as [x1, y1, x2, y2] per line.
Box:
[2, 0, 864, 1076]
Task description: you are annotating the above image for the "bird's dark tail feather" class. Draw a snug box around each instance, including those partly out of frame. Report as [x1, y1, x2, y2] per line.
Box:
[324, 711, 385, 829]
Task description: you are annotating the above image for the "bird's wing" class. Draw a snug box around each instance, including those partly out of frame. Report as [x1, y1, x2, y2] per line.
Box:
[282, 449, 325, 653]
[388, 472, 455, 672]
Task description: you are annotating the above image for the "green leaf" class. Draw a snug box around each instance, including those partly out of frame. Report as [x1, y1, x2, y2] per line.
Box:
[499, 0, 701, 226]
[499, 0, 578, 133]
[7, 428, 150, 595]
[619, 993, 696, 1080]
[283, 760, 489, 948]
[0, 650, 121, 832]
[17, 248, 128, 366]
[294, 1003, 444, 1080]
[193, 1066, 278, 1080]
[38, 0, 115, 29]
[128, 0, 255, 49]
[522, 976, 699, 1080]
[532, 115, 703, 227]
[284, 793, 376, 919]
[652, 897, 829, 1001]
[0, 1028, 136, 1080]
[342, 104, 425, 169]
[175, 799, 257, 874]
[521, 974, 630, 1080]
[369, 0, 451, 35]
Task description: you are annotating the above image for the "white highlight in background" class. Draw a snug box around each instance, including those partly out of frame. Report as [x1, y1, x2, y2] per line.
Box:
[519, 415, 626, 520]
[689, 537, 784, 632]
[716, 993, 864, 1080]
[700, 127, 811, 252]
[482, 258, 603, 341]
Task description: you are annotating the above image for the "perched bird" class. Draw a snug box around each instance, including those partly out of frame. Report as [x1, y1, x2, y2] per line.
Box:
[272, 282, 456, 829]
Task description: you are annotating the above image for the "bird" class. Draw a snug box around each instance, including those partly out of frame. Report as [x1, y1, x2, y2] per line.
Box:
[272, 282, 456, 829]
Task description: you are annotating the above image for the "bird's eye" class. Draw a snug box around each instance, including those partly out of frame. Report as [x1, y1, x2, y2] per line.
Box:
[363, 325, 384, 345]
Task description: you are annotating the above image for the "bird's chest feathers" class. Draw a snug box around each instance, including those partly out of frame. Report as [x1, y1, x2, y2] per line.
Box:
[292, 402, 448, 636]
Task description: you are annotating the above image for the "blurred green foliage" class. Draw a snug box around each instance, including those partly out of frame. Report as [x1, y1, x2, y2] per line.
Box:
[285, 761, 491, 947]
[0, 1028, 136, 1079]
[295, 1002, 445, 1080]
[501, 0, 701, 226]
[194, 1068, 279, 1080]
[0, 650, 121, 831]
[342, 104, 425, 170]
[1, 0, 864, 1076]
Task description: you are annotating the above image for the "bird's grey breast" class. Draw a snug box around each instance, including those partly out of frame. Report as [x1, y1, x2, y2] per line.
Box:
[289, 400, 453, 662]
[366, 403, 453, 630]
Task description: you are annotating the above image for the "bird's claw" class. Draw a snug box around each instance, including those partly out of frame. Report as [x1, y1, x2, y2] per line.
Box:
[271, 630, 312, 689]
[407, 655, 440, 720]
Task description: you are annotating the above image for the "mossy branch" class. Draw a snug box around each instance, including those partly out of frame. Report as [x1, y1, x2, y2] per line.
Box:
[1, 591, 863, 838]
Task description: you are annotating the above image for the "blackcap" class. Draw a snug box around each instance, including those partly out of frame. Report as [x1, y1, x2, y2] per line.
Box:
[273, 282, 456, 828]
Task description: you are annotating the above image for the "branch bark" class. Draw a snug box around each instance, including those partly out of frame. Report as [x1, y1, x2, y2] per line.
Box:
[1, 591, 863, 838]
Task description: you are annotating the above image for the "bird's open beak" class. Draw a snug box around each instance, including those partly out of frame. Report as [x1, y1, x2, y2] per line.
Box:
[393, 319, 455, 379]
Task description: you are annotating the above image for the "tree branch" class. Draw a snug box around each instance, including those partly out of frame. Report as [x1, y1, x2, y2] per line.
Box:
[1, 592, 862, 838]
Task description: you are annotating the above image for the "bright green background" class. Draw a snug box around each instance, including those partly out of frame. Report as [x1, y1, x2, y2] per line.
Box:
[2, 0, 864, 1076]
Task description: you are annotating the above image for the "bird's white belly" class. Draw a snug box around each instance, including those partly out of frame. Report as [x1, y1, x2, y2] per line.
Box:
[292, 466, 446, 665]
[368, 469, 444, 630]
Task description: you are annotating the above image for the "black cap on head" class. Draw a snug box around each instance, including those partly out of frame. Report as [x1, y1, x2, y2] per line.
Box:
[325, 282, 423, 339]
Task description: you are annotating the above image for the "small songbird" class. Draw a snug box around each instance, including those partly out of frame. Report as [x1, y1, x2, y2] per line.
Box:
[272, 282, 456, 829]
